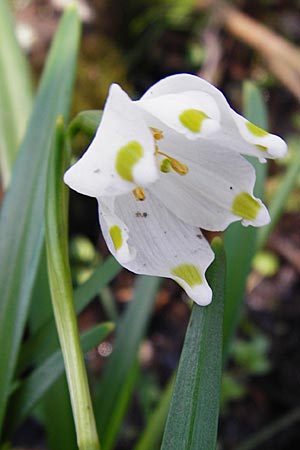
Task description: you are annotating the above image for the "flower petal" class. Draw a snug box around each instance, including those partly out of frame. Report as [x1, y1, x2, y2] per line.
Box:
[98, 192, 215, 305]
[64, 84, 158, 198]
[138, 91, 221, 139]
[138, 73, 287, 160]
[230, 110, 287, 161]
[98, 196, 136, 264]
[147, 128, 270, 230]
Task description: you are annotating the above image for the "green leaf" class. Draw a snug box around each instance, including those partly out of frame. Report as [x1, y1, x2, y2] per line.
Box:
[223, 81, 267, 358]
[28, 248, 77, 450]
[41, 376, 77, 450]
[242, 81, 268, 197]
[134, 375, 175, 450]
[29, 245, 53, 334]
[0, 7, 80, 436]
[95, 275, 161, 450]
[68, 110, 102, 138]
[5, 322, 114, 436]
[257, 148, 300, 249]
[160, 238, 225, 450]
[243, 81, 268, 135]
[74, 256, 121, 314]
[17, 256, 121, 374]
[0, 0, 33, 188]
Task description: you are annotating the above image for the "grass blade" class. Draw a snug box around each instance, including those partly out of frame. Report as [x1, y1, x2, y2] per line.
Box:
[95, 275, 161, 450]
[257, 148, 300, 249]
[0, 7, 80, 436]
[0, 0, 33, 188]
[74, 257, 121, 313]
[134, 375, 175, 450]
[18, 256, 121, 374]
[5, 322, 114, 436]
[223, 81, 267, 358]
[41, 376, 77, 450]
[27, 248, 77, 450]
[160, 238, 225, 450]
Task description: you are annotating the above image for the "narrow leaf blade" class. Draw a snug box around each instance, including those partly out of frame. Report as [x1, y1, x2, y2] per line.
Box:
[18, 256, 121, 375]
[134, 375, 175, 450]
[5, 322, 113, 436]
[0, 0, 33, 187]
[223, 81, 267, 357]
[160, 238, 225, 450]
[257, 148, 300, 249]
[95, 275, 161, 450]
[0, 7, 80, 434]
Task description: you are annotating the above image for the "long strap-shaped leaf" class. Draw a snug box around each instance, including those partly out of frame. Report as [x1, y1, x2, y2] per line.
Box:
[0, 7, 80, 436]
[5, 322, 113, 437]
[134, 374, 175, 450]
[0, 0, 33, 188]
[223, 81, 267, 358]
[95, 275, 161, 450]
[160, 238, 225, 450]
[17, 256, 121, 374]
[257, 148, 300, 249]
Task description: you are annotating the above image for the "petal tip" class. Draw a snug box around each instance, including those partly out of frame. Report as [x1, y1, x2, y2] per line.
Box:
[242, 202, 270, 227]
[63, 164, 77, 190]
[188, 284, 213, 306]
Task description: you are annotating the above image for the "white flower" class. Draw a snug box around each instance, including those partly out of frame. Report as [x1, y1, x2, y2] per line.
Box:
[64, 74, 287, 306]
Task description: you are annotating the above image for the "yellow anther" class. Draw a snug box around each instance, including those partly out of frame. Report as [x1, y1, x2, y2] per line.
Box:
[133, 186, 145, 201]
[150, 127, 164, 140]
[150, 126, 189, 176]
[157, 150, 189, 176]
[168, 156, 189, 176]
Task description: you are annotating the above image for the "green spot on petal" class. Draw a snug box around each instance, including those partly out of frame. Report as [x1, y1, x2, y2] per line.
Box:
[232, 192, 261, 221]
[255, 144, 268, 152]
[109, 225, 123, 251]
[179, 109, 209, 133]
[171, 264, 202, 287]
[160, 158, 172, 173]
[246, 121, 269, 137]
[116, 141, 144, 181]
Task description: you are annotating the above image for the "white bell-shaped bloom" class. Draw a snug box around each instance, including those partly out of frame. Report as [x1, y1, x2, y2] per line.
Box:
[64, 74, 287, 306]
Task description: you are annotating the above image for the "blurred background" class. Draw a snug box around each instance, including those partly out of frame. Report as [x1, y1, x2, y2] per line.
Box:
[6, 0, 300, 449]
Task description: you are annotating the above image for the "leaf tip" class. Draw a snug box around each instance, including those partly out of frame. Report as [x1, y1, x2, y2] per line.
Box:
[56, 115, 65, 128]
[65, 2, 78, 13]
[211, 236, 223, 252]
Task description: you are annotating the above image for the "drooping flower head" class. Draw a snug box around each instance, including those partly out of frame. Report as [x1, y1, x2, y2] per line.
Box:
[64, 74, 287, 305]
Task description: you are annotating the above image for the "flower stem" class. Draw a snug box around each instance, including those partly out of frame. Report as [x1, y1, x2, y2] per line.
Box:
[45, 117, 101, 450]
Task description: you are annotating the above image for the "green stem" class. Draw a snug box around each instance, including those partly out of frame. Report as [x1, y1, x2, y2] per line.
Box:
[67, 110, 102, 139]
[45, 117, 101, 450]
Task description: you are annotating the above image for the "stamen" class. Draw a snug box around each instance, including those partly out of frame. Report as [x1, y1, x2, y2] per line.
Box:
[160, 158, 172, 173]
[150, 126, 189, 176]
[168, 156, 189, 176]
[150, 127, 164, 140]
[133, 186, 145, 201]
[157, 150, 189, 176]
